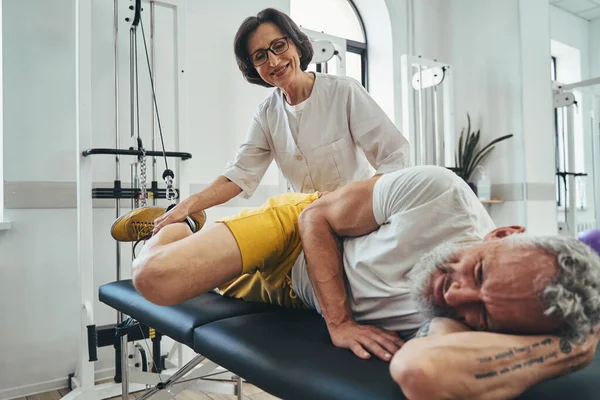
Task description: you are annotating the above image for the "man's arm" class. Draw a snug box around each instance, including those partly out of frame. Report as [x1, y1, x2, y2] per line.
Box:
[298, 177, 404, 361]
[391, 323, 600, 400]
[414, 317, 472, 339]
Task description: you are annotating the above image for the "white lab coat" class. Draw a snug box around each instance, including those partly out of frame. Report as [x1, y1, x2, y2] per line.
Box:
[223, 73, 410, 197]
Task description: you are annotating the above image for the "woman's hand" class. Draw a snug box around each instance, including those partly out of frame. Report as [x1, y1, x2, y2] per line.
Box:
[153, 202, 192, 235]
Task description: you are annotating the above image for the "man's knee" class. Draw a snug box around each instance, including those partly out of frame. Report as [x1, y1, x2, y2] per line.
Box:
[132, 251, 172, 305]
[132, 227, 186, 305]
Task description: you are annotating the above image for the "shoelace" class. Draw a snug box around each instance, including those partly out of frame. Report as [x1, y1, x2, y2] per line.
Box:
[132, 221, 154, 240]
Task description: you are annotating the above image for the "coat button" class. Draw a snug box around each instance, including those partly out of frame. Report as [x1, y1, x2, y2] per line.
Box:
[295, 155, 303, 161]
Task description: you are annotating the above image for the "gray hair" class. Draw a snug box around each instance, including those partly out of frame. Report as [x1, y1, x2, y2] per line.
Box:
[506, 234, 600, 342]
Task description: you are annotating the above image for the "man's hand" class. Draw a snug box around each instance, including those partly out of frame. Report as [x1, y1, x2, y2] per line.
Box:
[574, 324, 600, 373]
[328, 320, 405, 361]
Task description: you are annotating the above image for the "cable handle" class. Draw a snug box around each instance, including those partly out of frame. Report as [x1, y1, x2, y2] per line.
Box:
[162, 169, 178, 203]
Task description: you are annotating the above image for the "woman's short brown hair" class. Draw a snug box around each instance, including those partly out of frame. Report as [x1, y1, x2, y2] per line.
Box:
[234, 8, 314, 88]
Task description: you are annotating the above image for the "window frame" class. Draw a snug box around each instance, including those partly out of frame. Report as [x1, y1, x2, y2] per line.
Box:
[293, 0, 368, 89]
[346, 0, 368, 88]
[347, 38, 367, 88]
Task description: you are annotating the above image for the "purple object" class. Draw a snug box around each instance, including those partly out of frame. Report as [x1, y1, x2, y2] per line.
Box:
[578, 229, 600, 256]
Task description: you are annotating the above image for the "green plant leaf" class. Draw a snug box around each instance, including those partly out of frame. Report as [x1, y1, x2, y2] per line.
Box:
[466, 146, 495, 180]
[463, 130, 480, 177]
[458, 128, 465, 167]
[453, 113, 513, 181]
[460, 129, 471, 167]
[467, 114, 471, 146]
[466, 145, 495, 180]
[475, 134, 513, 159]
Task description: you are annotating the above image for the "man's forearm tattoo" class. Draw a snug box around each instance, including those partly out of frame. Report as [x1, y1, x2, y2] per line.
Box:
[474, 337, 571, 380]
[559, 338, 572, 354]
[415, 320, 432, 338]
[475, 351, 558, 380]
[478, 339, 553, 363]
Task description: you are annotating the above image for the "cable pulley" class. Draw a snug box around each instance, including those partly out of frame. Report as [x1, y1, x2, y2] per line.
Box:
[129, 0, 178, 205]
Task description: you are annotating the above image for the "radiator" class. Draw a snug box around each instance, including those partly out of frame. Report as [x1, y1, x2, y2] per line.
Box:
[577, 219, 597, 234]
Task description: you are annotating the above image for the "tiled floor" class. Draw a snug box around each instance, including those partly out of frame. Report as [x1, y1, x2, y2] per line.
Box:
[15, 380, 281, 400]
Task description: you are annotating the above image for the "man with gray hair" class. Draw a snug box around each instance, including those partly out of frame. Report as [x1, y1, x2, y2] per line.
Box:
[123, 165, 600, 399]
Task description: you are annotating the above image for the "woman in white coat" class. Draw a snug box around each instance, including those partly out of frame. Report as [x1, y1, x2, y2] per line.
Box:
[153, 8, 409, 233]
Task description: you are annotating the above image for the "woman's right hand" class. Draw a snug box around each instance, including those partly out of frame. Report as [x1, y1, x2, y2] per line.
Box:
[153, 202, 193, 235]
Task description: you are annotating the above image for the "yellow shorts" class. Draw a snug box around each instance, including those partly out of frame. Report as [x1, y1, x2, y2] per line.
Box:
[216, 192, 320, 309]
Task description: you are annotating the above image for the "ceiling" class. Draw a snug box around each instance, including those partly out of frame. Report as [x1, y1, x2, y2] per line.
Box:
[549, 0, 600, 20]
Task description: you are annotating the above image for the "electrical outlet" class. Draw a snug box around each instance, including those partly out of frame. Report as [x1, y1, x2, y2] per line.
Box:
[557, 221, 569, 235]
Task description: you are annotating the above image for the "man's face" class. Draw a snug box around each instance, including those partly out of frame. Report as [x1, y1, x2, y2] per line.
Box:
[410, 237, 562, 334]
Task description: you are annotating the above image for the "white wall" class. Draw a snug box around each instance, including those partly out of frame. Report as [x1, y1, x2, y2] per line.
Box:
[0, 0, 79, 396]
[550, 5, 590, 81]
[386, 0, 557, 231]
[184, 0, 285, 189]
[592, 19, 600, 81]
[0, 0, 286, 397]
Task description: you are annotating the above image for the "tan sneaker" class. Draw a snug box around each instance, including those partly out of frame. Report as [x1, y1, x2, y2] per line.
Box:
[111, 207, 166, 242]
[111, 207, 208, 242]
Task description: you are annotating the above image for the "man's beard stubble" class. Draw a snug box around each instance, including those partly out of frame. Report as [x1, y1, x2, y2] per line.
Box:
[408, 241, 471, 318]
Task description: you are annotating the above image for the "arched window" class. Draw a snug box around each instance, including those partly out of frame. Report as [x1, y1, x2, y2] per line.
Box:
[291, 0, 368, 88]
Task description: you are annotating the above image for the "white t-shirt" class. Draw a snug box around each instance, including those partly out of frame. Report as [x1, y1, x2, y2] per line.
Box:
[223, 73, 410, 196]
[283, 96, 307, 144]
[291, 166, 497, 332]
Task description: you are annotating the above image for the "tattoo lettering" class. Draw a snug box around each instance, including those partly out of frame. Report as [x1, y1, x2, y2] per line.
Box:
[475, 371, 498, 379]
[473, 339, 560, 380]
[559, 338, 572, 355]
[415, 320, 432, 338]
[513, 345, 531, 354]
[494, 349, 514, 360]
[523, 356, 544, 367]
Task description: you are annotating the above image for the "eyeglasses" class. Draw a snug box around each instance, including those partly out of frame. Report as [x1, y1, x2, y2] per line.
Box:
[249, 36, 290, 67]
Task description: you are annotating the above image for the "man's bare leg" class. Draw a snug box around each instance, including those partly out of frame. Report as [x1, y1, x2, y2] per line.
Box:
[132, 222, 243, 306]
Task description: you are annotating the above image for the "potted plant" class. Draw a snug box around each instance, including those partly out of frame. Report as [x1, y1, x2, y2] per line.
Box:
[449, 114, 513, 190]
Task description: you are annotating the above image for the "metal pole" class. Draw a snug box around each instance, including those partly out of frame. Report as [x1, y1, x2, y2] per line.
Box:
[593, 98, 600, 229]
[114, 3, 127, 398]
[130, 29, 136, 141]
[566, 105, 577, 237]
[130, 28, 140, 209]
[150, 1, 157, 206]
[236, 375, 243, 400]
[75, 0, 96, 392]
[113, 0, 122, 283]
[120, 334, 128, 399]
[114, 0, 121, 182]
[417, 64, 426, 166]
[559, 76, 600, 91]
[433, 85, 440, 166]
